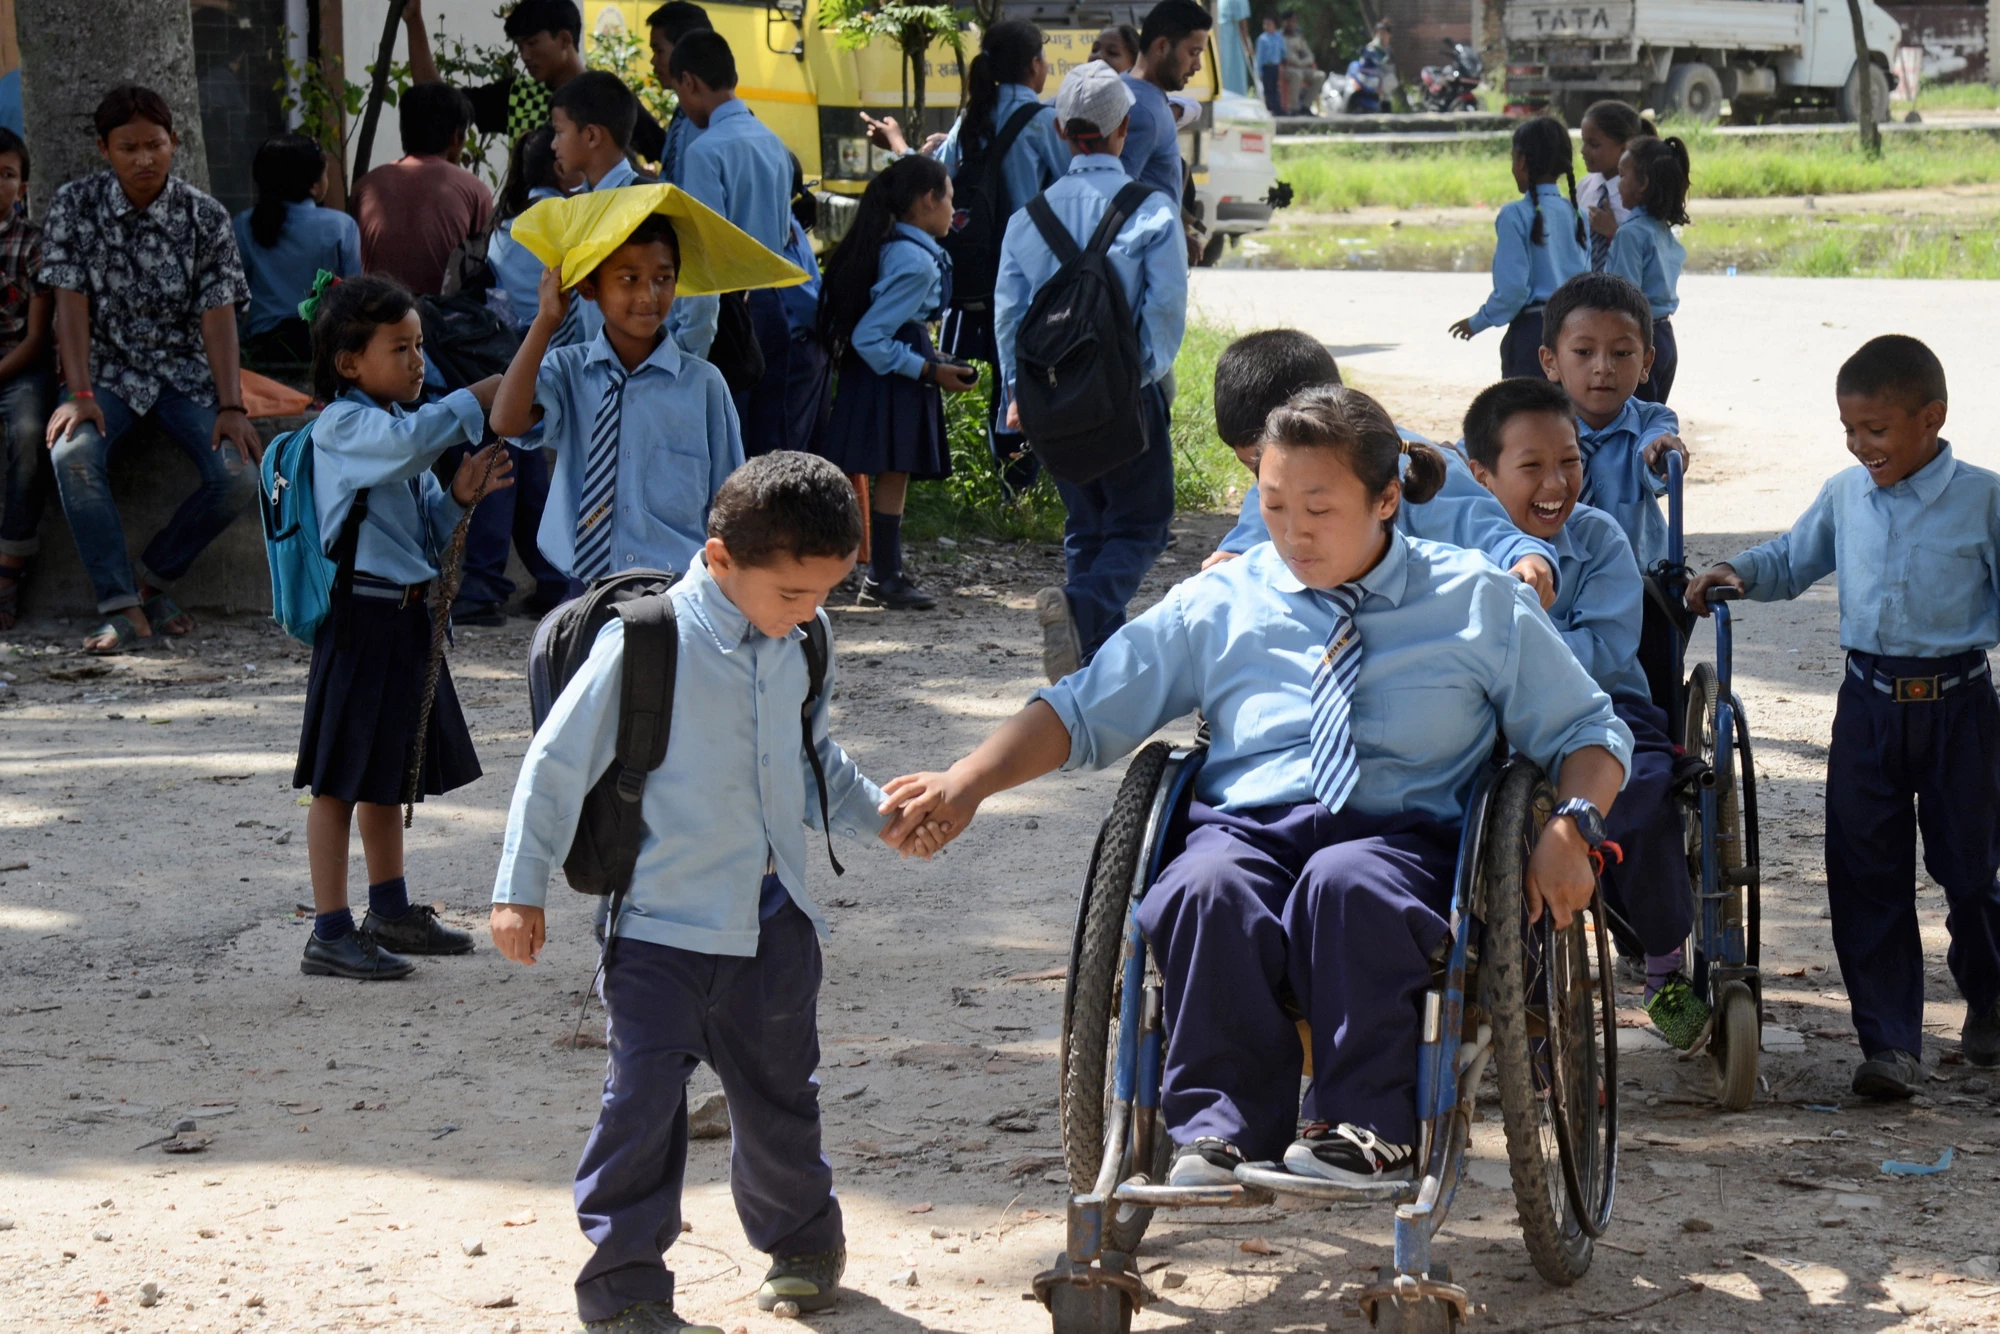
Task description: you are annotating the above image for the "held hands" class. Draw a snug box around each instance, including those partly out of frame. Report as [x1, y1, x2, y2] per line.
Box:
[1508, 554, 1558, 610]
[876, 770, 981, 860]
[1684, 563, 1746, 617]
[534, 265, 571, 330]
[1447, 317, 1476, 341]
[451, 440, 517, 506]
[1644, 432, 1690, 473]
[490, 903, 546, 964]
[46, 396, 106, 447]
[1525, 815, 1597, 928]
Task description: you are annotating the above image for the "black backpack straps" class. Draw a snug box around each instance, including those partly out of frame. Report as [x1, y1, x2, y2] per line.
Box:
[799, 614, 845, 877]
[611, 595, 678, 804]
[328, 485, 372, 639]
[985, 103, 1044, 189]
[1025, 193, 1083, 266]
[1084, 180, 1156, 256]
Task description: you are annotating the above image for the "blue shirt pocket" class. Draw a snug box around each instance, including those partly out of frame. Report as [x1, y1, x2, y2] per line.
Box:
[1353, 683, 1480, 763]
[1907, 540, 1989, 643]
[638, 439, 715, 536]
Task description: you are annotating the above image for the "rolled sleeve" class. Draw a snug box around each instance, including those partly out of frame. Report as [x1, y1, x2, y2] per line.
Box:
[1029, 589, 1199, 773]
[1490, 580, 1633, 790]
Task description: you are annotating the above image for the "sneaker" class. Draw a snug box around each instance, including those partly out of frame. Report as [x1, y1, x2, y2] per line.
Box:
[1963, 1003, 2000, 1068]
[1283, 1122, 1415, 1185]
[1852, 1048, 1924, 1099]
[1644, 977, 1711, 1051]
[859, 574, 936, 611]
[361, 903, 474, 956]
[1035, 587, 1081, 684]
[1167, 1137, 1243, 1187]
[300, 930, 414, 981]
[578, 1300, 723, 1333]
[451, 601, 507, 628]
[756, 1247, 845, 1312]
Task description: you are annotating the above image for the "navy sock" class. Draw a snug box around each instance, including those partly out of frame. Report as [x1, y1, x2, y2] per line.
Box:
[314, 908, 355, 942]
[367, 876, 410, 920]
[870, 512, 902, 583]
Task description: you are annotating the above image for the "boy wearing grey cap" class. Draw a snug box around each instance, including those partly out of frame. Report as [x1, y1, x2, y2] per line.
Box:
[993, 58, 1190, 683]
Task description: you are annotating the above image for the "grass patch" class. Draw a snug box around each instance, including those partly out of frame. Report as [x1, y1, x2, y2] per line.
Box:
[1273, 124, 2000, 210]
[1911, 81, 2000, 113]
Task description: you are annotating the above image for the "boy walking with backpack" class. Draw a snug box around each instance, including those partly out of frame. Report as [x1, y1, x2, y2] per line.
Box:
[492, 452, 910, 1333]
[994, 59, 1187, 683]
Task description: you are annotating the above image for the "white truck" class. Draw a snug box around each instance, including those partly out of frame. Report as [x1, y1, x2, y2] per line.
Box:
[1502, 0, 1904, 123]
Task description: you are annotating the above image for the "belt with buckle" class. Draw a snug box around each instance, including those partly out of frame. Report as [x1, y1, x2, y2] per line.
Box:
[1847, 655, 1990, 702]
[350, 575, 431, 608]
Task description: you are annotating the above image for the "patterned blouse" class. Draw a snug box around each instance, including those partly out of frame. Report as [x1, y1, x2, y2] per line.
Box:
[37, 172, 249, 414]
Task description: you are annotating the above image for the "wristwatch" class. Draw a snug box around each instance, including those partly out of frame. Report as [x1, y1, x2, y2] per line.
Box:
[1552, 798, 1608, 849]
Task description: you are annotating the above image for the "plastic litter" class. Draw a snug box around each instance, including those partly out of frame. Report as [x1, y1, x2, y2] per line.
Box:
[1880, 1147, 1954, 1177]
[1802, 1103, 1842, 1113]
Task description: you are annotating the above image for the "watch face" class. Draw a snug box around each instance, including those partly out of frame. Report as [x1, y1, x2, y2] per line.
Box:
[1558, 799, 1606, 846]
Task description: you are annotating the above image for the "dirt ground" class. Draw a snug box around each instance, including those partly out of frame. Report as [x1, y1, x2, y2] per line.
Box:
[4, 270, 2000, 1334]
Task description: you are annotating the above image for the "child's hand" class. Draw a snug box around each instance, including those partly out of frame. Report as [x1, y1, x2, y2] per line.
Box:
[451, 440, 517, 506]
[490, 903, 546, 964]
[1508, 554, 1558, 609]
[878, 772, 980, 857]
[1447, 318, 1476, 341]
[1685, 564, 1746, 616]
[860, 112, 910, 154]
[1202, 548, 1243, 571]
[1589, 204, 1618, 239]
[534, 266, 571, 330]
[1643, 433, 1690, 473]
[933, 363, 979, 393]
[1004, 400, 1021, 431]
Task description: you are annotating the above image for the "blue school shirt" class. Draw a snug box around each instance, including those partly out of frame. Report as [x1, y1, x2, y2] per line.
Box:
[1604, 205, 1684, 320]
[852, 223, 948, 380]
[937, 84, 1067, 218]
[486, 187, 562, 331]
[532, 330, 743, 577]
[311, 388, 484, 585]
[1217, 437, 1561, 589]
[1466, 185, 1589, 334]
[1548, 503, 1651, 705]
[556, 160, 647, 349]
[994, 154, 1187, 395]
[776, 217, 822, 335]
[672, 100, 793, 359]
[1035, 535, 1632, 821]
[492, 560, 887, 956]
[659, 108, 700, 185]
[231, 201, 361, 336]
[1728, 442, 2000, 658]
[1119, 74, 1185, 205]
[1256, 29, 1286, 66]
[1577, 397, 1676, 568]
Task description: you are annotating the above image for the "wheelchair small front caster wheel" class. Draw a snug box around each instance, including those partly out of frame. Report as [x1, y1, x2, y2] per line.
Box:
[1713, 980, 1759, 1110]
[1368, 1264, 1460, 1333]
[1047, 1278, 1133, 1334]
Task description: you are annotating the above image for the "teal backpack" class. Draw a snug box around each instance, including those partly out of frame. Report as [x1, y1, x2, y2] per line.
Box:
[259, 420, 369, 645]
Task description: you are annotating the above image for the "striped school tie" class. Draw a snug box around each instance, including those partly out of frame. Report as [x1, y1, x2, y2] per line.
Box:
[1308, 584, 1365, 813]
[549, 292, 585, 349]
[573, 365, 629, 581]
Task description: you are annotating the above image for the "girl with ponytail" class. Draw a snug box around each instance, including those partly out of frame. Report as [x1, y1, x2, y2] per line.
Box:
[1577, 100, 1656, 269]
[1449, 115, 1589, 379]
[231, 133, 359, 365]
[1606, 134, 1690, 403]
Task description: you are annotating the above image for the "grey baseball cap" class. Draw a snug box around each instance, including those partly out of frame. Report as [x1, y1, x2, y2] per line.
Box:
[1054, 59, 1135, 138]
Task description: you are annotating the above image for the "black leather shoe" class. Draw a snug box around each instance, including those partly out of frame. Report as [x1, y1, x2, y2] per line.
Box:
[1964, 1003, 2000, 1068]
[362, 903, 474, 956]
[757, 1248, 846, 1312]
[451, 601, 507, 628]
[860, 575, 936, 611]
[1852, 1047, 1923, 1098]
[301, 930, 414, 980]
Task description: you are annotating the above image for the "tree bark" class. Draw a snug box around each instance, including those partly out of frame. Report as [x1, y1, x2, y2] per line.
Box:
[352, 0, 411, 182]
[17, 0, 211, 209]
[1844, 0, 1881, 155]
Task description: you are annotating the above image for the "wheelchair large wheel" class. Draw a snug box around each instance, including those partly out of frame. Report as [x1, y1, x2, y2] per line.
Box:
[1479, 762, 1617, 1286]
[1061, 741, 1174, 1257]
[1685, 664, 1759, 1109]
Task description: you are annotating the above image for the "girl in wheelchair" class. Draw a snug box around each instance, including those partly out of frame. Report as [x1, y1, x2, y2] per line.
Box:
[881, 386, 1632, 1188]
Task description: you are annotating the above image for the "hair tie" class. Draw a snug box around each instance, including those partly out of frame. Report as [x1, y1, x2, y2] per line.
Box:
[297, 269, 342, 323]
[1399, 438, 1411, 455]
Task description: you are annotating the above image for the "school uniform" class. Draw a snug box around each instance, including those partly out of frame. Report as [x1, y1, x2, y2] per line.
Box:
[1604, 205, 1685, 404]
[1576, 396, 1676, 569]
[1467, 184, 1589, 380]
[818, 222, 952, 481]
[1546, 503, 1693, 959]
[556, 160, 644, 352]
[1036, 535, 1632, 1155]
[533, 329, 743, 580]
[1577, 172, 1631, 273]
[1728, 443, 2000, 1060]
[741, 217, 830, 458]
[1256, 29, 1287, 115]
[994, 153, 1189, 658]
[294, 389, 486, 805]
[671, 98, 794, 369]
[493, 560, 886, 1323]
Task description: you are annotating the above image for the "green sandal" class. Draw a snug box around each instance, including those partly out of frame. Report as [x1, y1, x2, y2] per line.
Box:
[84, 614, 156, 656]
[142, 592, 194, 637]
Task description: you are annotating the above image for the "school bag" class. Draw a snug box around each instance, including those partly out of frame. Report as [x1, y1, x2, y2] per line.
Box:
[259, 419, 370, 646]
[416, 291, 520, 390]
[707, 290, 768, 396]
[526, 570, 845, 918]
[940, 102, 1045, 313]
[1013, 180, 1155, 486]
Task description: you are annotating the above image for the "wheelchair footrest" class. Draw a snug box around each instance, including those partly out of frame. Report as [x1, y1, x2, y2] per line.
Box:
[1357, 1272, 1470, 1323]
[1111, 1178, 1274, 1208]
[1234, 1162, 1421, 1204]
[1030, 1249, 1156, 1311]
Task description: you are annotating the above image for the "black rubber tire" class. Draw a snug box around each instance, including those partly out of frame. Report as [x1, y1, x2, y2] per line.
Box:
[1480, 763, 1597, 1286]
[1662, 62, 1724, 122]
[1715, 980, 1759, 1112]
[1838, 60, 1892, 125]
[1061, 741, 1173, 1255]
[1734, 698, 1761, 968]
[1047, 1278, 1134, 1334]
[1370, 1264, 1458, 1332]
[1683, 663, 1748, 994]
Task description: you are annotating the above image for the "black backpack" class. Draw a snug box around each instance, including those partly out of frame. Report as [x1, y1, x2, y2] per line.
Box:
[939, 102, 1045, 313]
[417, 291, 521, 390]
[707, 290, 768, 395]
[1013, 181, 1155, 486]
[526, 570, 844, 919]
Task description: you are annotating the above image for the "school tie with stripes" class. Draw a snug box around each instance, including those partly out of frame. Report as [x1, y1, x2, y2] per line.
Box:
[549, 291, 585, 349]
[1309, 584, 1366, 813]
[573, 365, 629, 581]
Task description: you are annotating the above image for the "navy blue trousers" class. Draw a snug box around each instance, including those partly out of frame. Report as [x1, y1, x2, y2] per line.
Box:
[1499, 308, 1546, 381]
[739, 289, 829, 458]
[1052, 382, 1175, 660]
[1633, 317, 1677, 405]
[1827, 651, 2000, 1057]
[445, 442, 580, 614]
[1136, 801, 1460, 1158]
[573, 900, 842, 1322]
[1599, 696, 1694, 957]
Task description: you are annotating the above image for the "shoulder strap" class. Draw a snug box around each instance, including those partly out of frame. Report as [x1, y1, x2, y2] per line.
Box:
[1026, 193, 1081, 266]
[1084, 181, 1154, 257]
[987, 102, 1043, 171]
[799, 615, 844, 877]
[610, 595, 679, 801]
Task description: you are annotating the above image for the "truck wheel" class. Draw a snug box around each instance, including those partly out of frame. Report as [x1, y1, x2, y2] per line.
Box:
[1838, 61, 1891, 124]
[1662, 63, 1724, 122]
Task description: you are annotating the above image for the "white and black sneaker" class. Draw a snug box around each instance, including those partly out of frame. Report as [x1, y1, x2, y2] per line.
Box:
[1167, 1137, 1244, 1187]
[1283, 1122, 1415, 1185]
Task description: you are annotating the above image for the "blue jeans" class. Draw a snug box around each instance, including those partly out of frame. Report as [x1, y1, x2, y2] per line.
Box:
[0, 369, 53, 556]
[1051, 381, 1175, 659]
[48, 386, 254, 613]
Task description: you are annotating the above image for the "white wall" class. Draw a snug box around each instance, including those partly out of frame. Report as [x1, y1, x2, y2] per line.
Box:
[343, 0, 512, 176]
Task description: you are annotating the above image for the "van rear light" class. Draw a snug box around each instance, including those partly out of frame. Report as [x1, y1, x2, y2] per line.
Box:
[1241, 133, 1265, 152]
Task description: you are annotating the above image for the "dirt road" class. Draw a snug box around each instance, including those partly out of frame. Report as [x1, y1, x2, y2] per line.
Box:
[3, 271, 1998, 1333]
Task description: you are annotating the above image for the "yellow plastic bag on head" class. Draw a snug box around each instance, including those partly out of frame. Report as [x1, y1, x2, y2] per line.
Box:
[510, 184, 806, 296]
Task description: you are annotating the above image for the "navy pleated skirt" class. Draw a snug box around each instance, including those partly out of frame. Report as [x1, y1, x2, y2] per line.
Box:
[818, 322, 952, 481]
[937, 306, 995, 364]
[293, 589, 481, 806]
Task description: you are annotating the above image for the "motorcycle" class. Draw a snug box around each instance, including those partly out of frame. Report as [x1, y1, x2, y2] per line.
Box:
[1417, 42, 1484, 113]
[1316, 48, 1398, 115]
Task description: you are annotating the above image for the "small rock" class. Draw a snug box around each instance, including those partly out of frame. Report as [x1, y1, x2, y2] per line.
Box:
[243, 1293, 264, 1308]
[273, 831, 291, 845]
[1023, 818, 1039, 830]
[140, 1281, 161, 1301]
[476, 1293, 515, 1309]
[991, 1116, 1038, 1134]
[943, 1245, 959, 1253]
[772, 1299, 802, 1319]
[1967, 1255, 1999, 1282]
[173, 1119, 196, 1133]
[1964, 1077, 1991, 1096]
[1681, 1218, 1714, 1233]
[326, 1058, 337, 1070]
[460, 1237, 485, 1257]
[1161, 1270, 1187, 1290]
[935, 536, 958, 548]
[0, 1217, 14, 1231]
[886, 1268, 918, 1288]
[92, 1229, 112, 1242]
[688, 1091, 730, 1140]
[930, 1227, 949, 1239]
[135, 988, 152, 1000]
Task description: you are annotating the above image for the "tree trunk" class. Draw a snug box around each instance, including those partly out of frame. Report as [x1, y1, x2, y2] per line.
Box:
[17, 0, 211, 208]
[1844, 0, 1881, 155]
[908, 31, 928, 126]
[352, 0, 411, 182]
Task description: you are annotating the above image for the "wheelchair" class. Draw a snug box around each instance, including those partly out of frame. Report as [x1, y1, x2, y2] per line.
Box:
[1643, 451, 1764, 1110]
[1032, 742, 1620, 1332]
